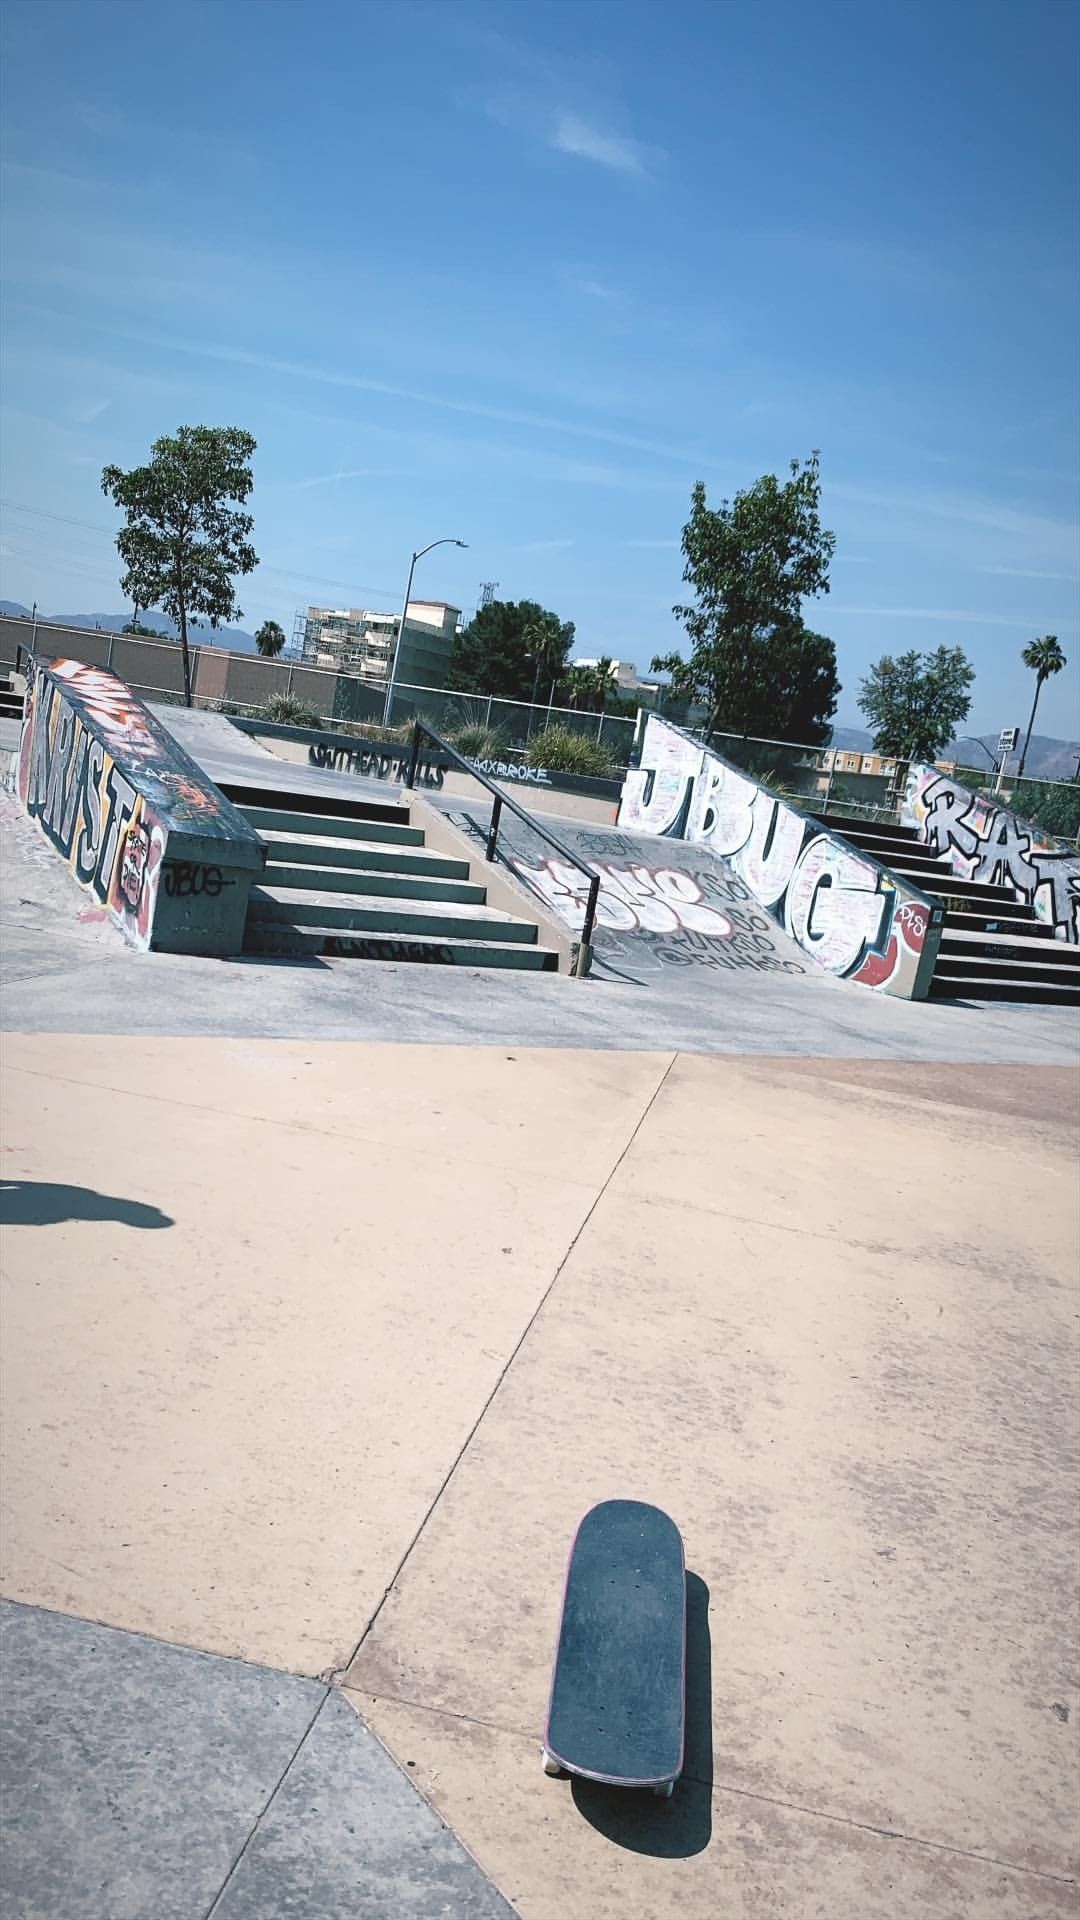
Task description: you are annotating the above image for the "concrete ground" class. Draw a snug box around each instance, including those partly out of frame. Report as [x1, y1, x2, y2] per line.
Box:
[1, 742, 1078, 1918]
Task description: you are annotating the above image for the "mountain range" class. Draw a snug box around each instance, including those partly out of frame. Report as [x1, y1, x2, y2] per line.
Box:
[0, 601, 261, 653]
[2, 602, 1076, 778]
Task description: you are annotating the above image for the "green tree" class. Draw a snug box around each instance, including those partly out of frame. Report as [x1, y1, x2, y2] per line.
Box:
[255, 619, 286, 658]
[1009, 777, 1080, 841]
[448, 598, 575, 703]
[561, 657, 616, 713]
[122, 619, 168, 638]
[102, 426, 258, 707]
[857, 646, 975, 761]
[651, 453, 839, 744]
[1018, 634, 1066, 777]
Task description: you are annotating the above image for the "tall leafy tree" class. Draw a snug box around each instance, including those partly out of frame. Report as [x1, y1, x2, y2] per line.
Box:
[857, 646, 975, 761]
[448, 598, 575, 703]
[102, 426, 258, 707]
[255, 619, 286, 658]
[1018, 633, 1066, 777]
[652, 453, 839, 744]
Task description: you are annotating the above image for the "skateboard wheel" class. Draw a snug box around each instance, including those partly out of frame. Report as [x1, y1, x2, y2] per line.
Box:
[542, 1750, 565, 1777]
[652, 1780, 675, 1799]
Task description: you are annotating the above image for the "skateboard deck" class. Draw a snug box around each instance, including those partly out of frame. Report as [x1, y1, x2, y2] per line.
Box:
[543, 1499, 686, 1795]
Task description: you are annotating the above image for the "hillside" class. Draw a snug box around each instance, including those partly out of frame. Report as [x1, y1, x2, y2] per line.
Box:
[0, 602, 260, 654]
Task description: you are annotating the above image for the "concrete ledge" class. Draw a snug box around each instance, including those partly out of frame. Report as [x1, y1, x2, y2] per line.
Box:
[15, 658, 265, 955]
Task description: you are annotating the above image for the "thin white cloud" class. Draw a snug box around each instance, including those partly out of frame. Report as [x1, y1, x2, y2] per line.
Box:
[275, 469, 386, 492]
[832, 605, 1079, 631]
[571, 276, 628, 305]
[9, 300, 700, 469]
[980, 565, 1079, 582]
[551, 115, 654, 176]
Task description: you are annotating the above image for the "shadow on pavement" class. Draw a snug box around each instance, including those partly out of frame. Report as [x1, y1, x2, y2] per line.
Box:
[0, 1181, 174, 1229]
[569, 1571, 713, 1858]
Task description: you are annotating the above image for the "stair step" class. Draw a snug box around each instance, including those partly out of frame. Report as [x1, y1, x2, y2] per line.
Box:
[247, 885, 538, 944]
[943, 909, 1041, 936]
[899, 872, 1025, 906]
[220, 780, 410, 827]
[243, 925, 559, 969]
[239, 805, 424, 847]
[261, 832, 470, 881]
[263, 861, 487, 905]
[928, 970, 1080, 1005]
[938, 928, 1080, 965]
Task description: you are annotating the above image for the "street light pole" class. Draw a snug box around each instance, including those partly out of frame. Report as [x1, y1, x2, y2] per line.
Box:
[383, 537, 467, 729]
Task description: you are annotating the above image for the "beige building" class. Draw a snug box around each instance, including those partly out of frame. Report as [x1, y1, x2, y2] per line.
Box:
[298, 601, 461, 687]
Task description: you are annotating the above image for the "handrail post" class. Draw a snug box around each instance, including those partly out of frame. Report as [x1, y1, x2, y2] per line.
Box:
[486, 792, 503, 862]
[576, 873, 600, 976]
[405, 719, 421, 790]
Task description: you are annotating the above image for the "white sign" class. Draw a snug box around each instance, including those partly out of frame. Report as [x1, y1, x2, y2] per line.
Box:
[998, 727, 1019, 754]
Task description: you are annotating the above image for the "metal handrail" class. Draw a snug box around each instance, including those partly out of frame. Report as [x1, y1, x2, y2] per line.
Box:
[404, 718, 601, 967]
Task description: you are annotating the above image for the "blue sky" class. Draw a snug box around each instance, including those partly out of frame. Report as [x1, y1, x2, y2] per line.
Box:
[1, 0, 1078, 737]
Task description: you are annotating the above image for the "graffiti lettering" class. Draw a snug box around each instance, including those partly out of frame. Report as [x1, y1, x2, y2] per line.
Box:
[74, 736, 106, 882]
[904, 766, 1080, 942]
[511, 855, 736, 937]
[162, 862, 232, 899]
[617, 716, 938, 995]
[509, 850, 809, 974]
[16, 659, 256, 953]
[308, 741, 445, 788]
[784, 837, 892, 975]
[324, 934, 456, 964]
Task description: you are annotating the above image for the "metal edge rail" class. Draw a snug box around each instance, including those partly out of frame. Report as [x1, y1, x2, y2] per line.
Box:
[405, 718, 600, 974]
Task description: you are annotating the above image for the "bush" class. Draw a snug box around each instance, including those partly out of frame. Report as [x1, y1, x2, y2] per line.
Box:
[450, 724, 511, 760]
[263, 691, 324, 728]
[524, 725, 616, 777]
[1008, 779, 1080, 842]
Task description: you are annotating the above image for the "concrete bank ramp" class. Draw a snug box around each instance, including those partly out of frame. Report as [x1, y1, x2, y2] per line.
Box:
[448, 808, 811, 985]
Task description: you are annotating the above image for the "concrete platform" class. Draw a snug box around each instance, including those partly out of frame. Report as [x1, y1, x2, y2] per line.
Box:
[1, 1036, 1076, 1917]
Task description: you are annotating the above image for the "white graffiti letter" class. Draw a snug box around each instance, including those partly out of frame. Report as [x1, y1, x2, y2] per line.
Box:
[784, 835, 890, 974]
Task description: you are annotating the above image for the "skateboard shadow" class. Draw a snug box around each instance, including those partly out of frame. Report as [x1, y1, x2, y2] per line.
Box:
[569, 1571, 713, 1858]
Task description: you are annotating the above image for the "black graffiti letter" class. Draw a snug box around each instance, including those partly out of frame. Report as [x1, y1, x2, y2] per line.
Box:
[75, 738, 107, 881]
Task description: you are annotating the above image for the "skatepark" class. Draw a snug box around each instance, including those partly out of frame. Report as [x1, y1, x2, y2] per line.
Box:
[1, 686, 1078, 1918]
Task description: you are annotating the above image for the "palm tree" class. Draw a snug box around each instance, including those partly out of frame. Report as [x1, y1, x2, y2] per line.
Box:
[1018, 634, 1066, 777]
[255, 620, 287, 658]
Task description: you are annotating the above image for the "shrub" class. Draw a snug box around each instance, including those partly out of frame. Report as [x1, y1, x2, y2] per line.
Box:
[263, 691, 324, 728]
[450, 724, 512, 760]
[524, 725, 616, 777]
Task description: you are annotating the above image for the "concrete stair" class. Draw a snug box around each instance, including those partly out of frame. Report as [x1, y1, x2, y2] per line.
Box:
[222, 783, 559, 971]
[821, 816, 1080, 1006]
[0, 677, 24, 719]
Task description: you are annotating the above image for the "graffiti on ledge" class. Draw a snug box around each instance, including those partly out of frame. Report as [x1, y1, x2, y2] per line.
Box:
[618, 715, 938, 995]
[18, 669, 165, 947]
[309, 741, 445, 787]
[903, 764, 1080, 942]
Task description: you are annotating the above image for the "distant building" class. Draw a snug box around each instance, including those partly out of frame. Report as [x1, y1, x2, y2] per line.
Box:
[822, 748, 898, 779]
[296, 601, 461, 686]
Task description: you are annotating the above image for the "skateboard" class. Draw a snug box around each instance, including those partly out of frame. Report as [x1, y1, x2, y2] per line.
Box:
[542, 1499, 686, 1797]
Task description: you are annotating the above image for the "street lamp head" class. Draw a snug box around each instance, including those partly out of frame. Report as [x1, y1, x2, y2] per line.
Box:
[455, 540, 468, 548]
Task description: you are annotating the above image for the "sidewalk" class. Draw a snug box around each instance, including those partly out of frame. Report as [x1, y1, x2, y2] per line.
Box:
[2, 1035, 1076, 1917]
